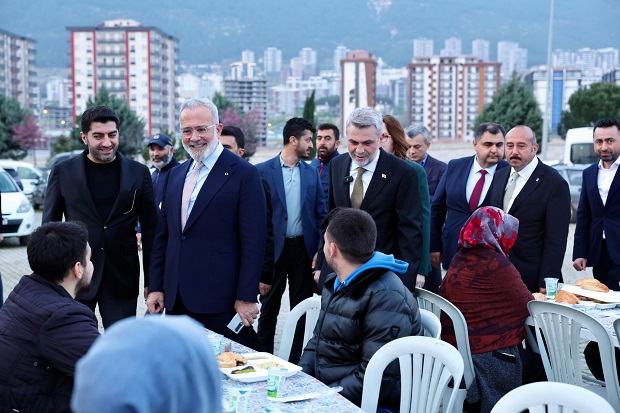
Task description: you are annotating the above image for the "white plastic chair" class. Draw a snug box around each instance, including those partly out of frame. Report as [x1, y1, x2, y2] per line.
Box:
[277, 295, 321, 361]
[613, 318, 620, 348]
[415, 288, 475, 411]
[361, 336, 464, 413]
[490, 382, 616, 413]
[528, 300, 620, 411]
[419, 308, 442, 339]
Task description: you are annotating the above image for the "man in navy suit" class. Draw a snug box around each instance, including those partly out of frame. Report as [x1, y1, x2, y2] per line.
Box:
[489, 125, 570, 293]
[406, 124, 447, 292]
[431, 123, 508, 271]
[573, 118, 620, 289]
[255, 117, 327, 362]
[310, 123, 340, 201]
[147, 98, 267, 348]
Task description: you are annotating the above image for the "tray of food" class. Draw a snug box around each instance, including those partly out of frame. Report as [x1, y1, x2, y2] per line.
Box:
[216, 352, 302, 382]
[560, 278, 620, 304]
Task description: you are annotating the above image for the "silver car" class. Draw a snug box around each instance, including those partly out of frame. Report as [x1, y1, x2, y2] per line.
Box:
[552, 164, 588, 223]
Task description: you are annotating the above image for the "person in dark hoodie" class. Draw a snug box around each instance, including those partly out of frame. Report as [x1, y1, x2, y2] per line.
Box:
[299, 207, 422, 412]
[71, 316, 221, 413]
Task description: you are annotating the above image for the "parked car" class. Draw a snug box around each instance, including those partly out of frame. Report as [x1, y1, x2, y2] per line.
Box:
[0, 160, 46, 197]
[1, 167, 24, 191]
[553, 164, 587, 223]
[40, 150, 83, 173]
[30, 173, 48, 210]
[0, 167, 35, 245]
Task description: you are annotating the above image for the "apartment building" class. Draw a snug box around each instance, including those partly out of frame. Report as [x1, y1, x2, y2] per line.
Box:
[67, 19, 178, 135]
[408, 55, 500, 141]
[0, 28, 37, 111]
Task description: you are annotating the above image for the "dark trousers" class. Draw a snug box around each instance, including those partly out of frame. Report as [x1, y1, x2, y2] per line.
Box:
[593, 240, 620, 290]
[80, 276, 137, 329]
[424, 266, 442, 294]
[168, 289, 261, 351]
[584, 341, 620, 381]
[258, 236, 314, 363]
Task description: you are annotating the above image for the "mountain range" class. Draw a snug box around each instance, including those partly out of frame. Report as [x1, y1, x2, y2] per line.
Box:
[1, 0, 618, 69]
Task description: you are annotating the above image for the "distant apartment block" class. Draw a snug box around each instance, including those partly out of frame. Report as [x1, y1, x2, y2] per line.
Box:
[497, 41, 528, 80]
[241, 50, 255, 64]
[408, 55, 500, 141]
[472, 39, 490, 61]
[223, 62, 267, 146]
[67, 19, 178, 135]
[441, 37, 462, 56]
[524, 66, 583, 133]
[177, 72, 223, 102]
[603, 68, 620, 86]
[341, 50, 377, 130]
[333, 45, 348, 71]
[0, 29, 37, 111]
[413, 38, 434, 57]
[269, 76, 329, 115]
[299, 47, 318, 79]
[263, 47, 282, 73]
[553, 47, 618, 79]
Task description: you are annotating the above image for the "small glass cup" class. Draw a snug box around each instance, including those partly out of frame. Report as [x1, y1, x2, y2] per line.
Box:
[544, 277, 559, 299]
[266, 367, 287, 399]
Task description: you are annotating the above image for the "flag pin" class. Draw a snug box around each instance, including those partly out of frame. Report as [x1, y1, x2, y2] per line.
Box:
[382, 173, 387, 179]
[225, 172, 229, 176]
[536, 178, 539, 182]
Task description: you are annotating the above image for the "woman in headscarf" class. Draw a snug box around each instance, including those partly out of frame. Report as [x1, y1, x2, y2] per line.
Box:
[381, 115, 434, 290]
[439, 206, 533, 413]
[71, 316, 222, 413]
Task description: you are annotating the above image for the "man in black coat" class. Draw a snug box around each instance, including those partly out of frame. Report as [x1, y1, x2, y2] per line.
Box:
[488, 125, 571, 292]
[0, 221, 100, 412]
[43, 106, 158, 328]
[315, 107, 424, 292]
[300, 208, 422, 411]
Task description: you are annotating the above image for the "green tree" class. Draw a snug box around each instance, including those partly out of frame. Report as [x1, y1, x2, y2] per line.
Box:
[70, 86, 146, 156]
[559, 83, 620, 137]
[50, 136, 72, 157]
[212, 92, 235, 113]
[11, 116, 44, 165]
[303, 90, 317, 159]
[141, 130, 188, 163]
[474, 74, 543, 149]
[0, 94, 30, 159]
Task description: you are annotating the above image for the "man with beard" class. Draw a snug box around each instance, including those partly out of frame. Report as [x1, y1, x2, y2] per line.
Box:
[574, 118, 620, 289]
[488, 125, 570, 292]
[315, 107, 423, 292]
[255, 117, 326, 362]
[43, 106, 158, 328]
[0, 221, 100, 412]
[147, 98, 266, 348]
[310, 123, 340, 200]
[148, 133, 180, 209]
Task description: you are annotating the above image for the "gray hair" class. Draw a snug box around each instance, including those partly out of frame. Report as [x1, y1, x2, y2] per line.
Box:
[345, 107, 382, 139]
[406, 124, 431, 143]
[179, 98, 220, 124]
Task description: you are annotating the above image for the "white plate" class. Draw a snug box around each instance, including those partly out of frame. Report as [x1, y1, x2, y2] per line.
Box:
[220, 352, 302, 383]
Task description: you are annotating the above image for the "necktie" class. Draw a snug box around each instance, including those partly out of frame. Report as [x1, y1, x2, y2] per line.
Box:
[468, 169, 488, 212]
[181, 161, 204, 230]
[503, 171, 519, 211]
[351, 167, 366, 209]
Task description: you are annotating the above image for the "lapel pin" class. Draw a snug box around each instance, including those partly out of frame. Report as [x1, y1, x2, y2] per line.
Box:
[225, 172, 229, 176]
[536, 178, 539, 182]
[382, 173, 387, 179]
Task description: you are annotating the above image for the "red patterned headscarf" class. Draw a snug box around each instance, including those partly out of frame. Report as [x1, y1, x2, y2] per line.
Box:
[458, 206, 519, 255]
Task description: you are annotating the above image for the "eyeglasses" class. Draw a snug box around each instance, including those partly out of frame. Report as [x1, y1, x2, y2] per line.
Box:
[180, 124, 217, 137]
[380, 133, 391, 143]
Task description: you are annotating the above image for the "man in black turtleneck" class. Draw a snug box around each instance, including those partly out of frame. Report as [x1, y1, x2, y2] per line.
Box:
[43, 105, 158, 329]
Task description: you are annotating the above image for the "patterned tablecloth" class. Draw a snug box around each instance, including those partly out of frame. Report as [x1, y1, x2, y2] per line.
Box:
[219, 340, 362, 413]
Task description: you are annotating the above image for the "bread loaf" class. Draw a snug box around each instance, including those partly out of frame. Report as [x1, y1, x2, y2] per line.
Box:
[532, 293, 547, 301]
[580, 279, 610, 293]
[217, 352, 247, 368]
[555, 289, 580, 304]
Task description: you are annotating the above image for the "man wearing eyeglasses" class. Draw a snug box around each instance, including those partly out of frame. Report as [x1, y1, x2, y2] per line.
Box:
[147, 98, 267, 349]
[42, 105, 158, 329]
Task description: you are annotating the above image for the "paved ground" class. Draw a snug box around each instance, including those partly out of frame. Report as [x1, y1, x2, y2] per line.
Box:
[1, 138, 587, 350]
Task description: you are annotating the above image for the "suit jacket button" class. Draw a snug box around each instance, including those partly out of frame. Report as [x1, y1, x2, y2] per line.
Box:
[181, 236, 186, 240]
[101, 247, 104, 251]
[103, 226, 107, 229]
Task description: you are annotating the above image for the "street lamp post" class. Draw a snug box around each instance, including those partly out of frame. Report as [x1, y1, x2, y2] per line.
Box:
[541, 0, 555, 161]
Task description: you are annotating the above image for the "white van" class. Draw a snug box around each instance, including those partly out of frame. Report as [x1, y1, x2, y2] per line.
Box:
[563, 127, 597, 166]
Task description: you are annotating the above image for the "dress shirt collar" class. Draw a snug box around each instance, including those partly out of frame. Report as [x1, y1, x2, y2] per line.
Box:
[279, 154, 300, 169]
[598, 157, 620, 171]
[473, 157, 499, 175]
[196, 141, 224, 171]
[420, 153, 429, 167]
[349, 149, 381, 174]
[511, 156, 538, 180]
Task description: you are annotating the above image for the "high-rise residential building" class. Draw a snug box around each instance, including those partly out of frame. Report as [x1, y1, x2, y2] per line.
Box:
[440, 37, 462, 56]
[333, 45, 348, 71]
[472, 39, 490, 61]
[524, 66, 583, 133]
[177, 72, 222, 102]
[413, 38, 434, 57]
[44, 76, 73, 108]
[67, 19, 178, 135]
[299, 47, 318, 79]
[223, 62, 267, 146]
[341, 50, 377, 130]
[603, 68, 620, 87]
[553, 49, 573, 68]
[408, 55, 500, 141]
[268, 76, 329, 115]
[290, 57, 303, 78]
[263, 47, 282, 73]
[241, 49, 255, 64]
[0, 29, 37, 111]
[497, 41, 528, 80]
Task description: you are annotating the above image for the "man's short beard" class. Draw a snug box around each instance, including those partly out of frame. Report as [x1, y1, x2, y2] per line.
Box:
[151, 152, 171, 169]
[183, 136, 219, 163]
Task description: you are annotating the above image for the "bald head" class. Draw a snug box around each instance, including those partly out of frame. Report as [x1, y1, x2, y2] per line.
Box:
[505, 125, 538, 172]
